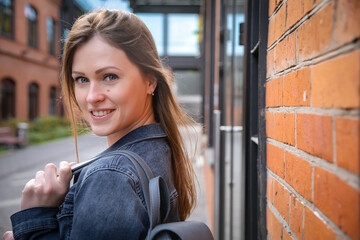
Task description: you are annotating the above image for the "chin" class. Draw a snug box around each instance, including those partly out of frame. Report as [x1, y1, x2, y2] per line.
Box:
[90, 126, 111, 137]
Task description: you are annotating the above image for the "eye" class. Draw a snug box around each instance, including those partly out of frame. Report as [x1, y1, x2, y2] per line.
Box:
[104, 74, 119, 82]
[74, 77, 88, 84]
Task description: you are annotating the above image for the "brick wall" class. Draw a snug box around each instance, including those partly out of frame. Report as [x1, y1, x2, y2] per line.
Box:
[266, 0, 359, 239]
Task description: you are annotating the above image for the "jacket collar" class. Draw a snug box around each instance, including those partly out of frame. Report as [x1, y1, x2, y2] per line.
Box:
[103, 123, 167, 154]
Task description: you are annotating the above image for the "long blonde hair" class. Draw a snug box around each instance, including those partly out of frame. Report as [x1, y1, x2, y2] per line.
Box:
[61, 9, 197, 220]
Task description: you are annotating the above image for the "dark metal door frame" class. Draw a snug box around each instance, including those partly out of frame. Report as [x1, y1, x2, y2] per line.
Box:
[243, 0, 268, 239]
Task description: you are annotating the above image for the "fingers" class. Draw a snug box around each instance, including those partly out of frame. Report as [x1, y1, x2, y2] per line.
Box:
[58, 161, 73, 186]
[3, 231, 14, 240]
[20, 161, 75, 210]
[44, 163, 57, 186]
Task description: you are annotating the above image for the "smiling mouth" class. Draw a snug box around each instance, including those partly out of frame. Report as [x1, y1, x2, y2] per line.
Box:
[91, 110, 114, 117]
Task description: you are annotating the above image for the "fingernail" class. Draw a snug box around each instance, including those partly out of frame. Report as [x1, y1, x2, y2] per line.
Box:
[3, 231, 11, 239]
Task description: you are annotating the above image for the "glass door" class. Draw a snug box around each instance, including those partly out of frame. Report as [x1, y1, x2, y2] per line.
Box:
[216, 0, 245, 239]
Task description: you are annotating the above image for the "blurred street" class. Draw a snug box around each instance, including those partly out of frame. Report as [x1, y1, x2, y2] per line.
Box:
[0, 130, 209, 234]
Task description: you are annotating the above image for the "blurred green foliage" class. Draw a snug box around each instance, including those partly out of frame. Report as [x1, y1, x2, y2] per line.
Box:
[1, 117, 90, 145]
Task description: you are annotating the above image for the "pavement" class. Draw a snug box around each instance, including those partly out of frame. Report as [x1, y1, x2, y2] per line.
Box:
[0, 130, 209, 234]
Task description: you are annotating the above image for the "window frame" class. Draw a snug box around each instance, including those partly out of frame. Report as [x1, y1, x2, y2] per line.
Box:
[25, 4, 38, 49]
[0, 0, 14, 38]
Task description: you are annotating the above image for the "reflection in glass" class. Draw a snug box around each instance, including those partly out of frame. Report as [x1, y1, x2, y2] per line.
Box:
[168, 14, 199, 56]
[0, 0, 14, 38]
[137, 13, 164, 56]
[25, 4, 38, 48]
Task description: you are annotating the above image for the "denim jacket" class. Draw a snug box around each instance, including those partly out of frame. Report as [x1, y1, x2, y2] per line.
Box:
[10, 123, 180, 240]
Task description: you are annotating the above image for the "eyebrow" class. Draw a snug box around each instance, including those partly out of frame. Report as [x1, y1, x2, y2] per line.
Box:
[72, 66, 120, 75]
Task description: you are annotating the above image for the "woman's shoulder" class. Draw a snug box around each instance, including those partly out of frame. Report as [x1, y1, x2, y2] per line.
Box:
[75, 153, 140, 185]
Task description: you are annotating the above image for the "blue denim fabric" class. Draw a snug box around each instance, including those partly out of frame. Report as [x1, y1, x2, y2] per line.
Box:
[10, 123, 180, 240]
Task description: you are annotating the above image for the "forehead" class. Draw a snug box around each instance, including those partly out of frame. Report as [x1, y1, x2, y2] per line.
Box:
[71, 35, 139, 73]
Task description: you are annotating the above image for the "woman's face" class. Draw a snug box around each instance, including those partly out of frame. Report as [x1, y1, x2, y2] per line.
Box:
[72, 35, 156, 146]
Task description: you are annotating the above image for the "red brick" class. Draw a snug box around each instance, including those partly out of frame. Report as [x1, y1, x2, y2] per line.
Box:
[266, 112, 274, 138]
[304, 206, 336, 240]
[269, 0, 277, 16]
[267, 205, 283, 240]
[266, 77, 283, 107]
[275, 32, 296, 71]
[274, 113, 295, 146]
[335, 0, 360, 45]
[274, 180, 290, 223]
[267, 143, 285, 178]
[311, 50, 360, 108]
[303, 0, 314, 14]
[296, 114, 333, 162]
[283, 229, 295, 240]
[268, 17, 276, 47]
[267, 49, 275, 77]
[275, 4, 286, 39]
[336, 117, 360, 174]
[314, 167, 360, 239]
[283, 67, 310, 106]
[297, 2, 335, 61]
[290, 195, 304, 239]
[287, 0, 302, 29]
[267, 174, 274, 204]
[285, 152, 312, 201]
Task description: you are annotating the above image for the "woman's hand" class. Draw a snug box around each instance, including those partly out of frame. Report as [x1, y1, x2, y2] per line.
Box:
[21, 161, 76, 210]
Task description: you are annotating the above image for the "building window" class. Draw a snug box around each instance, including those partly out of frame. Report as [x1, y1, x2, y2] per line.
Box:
[168, 14, 200, 56]
[49, 86, 56, 115]
[0, 0, 14, 38]
[47, 17, 56, 55]
[28, 82, 39, 121]
[1, 78, 15, 120]
[24, 4, 38, 49]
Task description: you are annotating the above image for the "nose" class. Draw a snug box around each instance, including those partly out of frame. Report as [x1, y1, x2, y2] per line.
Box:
[86, 82, 105, 104]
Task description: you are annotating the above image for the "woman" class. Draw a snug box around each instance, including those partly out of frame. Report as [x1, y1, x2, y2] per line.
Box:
[4, 9, 197, 239]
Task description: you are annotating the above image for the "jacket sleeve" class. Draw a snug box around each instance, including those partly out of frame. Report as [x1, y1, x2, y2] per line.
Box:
[70, 167, 149, 240]
[10, 207, 60, 240]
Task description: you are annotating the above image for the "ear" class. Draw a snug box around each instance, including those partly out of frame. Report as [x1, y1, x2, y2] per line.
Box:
[146, 74, 157, 95]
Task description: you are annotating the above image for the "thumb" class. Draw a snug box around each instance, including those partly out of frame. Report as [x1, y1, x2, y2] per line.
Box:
[3, 231, 14, 240]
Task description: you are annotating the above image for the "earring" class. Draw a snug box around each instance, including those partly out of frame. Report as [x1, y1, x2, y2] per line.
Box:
[152, 92, 154, 96]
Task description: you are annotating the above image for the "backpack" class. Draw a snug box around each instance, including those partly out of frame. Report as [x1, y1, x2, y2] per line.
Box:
[72, 150, 214, 240]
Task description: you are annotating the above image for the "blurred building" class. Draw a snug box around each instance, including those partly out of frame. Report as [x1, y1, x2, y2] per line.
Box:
[0, 0, 88, 122]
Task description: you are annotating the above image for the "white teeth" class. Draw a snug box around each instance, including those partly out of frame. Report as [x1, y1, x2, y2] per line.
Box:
[92, 110, 111, 117]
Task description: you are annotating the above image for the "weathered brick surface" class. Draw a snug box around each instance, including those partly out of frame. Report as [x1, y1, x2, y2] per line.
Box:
[297, 2, 335, 60]
[274, 180, 290, 223]
[285, 152, 312, 201]
[274, 113, 295, 146]
[335, 117, 360, 174]
[266, 0, 359, 239]
[314, 167, 359, 239]
[311, 50, 360, 108]
[296, 114, 333, 162]
[282, 230, 294, 240]
[266, 77, 283, 107]
[289, 195, 304, 239]
[267, 174, 274, 204]
[286, 0, 302, 29]
[275, 32, 296, 72]
[283, 67, 310, 106]
[266, 112, 274, 139]
[335, 0, 360, 45]
[267, 206, 283, 240]
[304, 206, 336, 240]
[267, 143, 285, 178]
